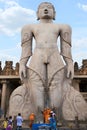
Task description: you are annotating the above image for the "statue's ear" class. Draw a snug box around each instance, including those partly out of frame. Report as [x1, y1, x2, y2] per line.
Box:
[37, 11, 40, 20]
[53, 11, 56, 20]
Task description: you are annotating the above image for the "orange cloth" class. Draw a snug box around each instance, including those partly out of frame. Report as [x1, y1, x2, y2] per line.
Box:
[43, 108, 51, 123]
[29, 113, 35, 121]
[29, 113, 35, 128]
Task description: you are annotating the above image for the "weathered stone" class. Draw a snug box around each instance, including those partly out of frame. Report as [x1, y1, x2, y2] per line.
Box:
[9, 2, 87, 121]
[0, 61, 2, 75]
[2, 61, 14, 75]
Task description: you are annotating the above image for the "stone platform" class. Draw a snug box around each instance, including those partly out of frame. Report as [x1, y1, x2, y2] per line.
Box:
[0, 127, 87, 130]
[12, 128, 87, 130]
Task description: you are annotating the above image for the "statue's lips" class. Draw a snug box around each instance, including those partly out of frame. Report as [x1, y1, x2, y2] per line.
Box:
[44, 10, 48, 14]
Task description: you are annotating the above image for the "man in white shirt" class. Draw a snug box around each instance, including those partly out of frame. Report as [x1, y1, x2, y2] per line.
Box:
[16, 113, 23, 130]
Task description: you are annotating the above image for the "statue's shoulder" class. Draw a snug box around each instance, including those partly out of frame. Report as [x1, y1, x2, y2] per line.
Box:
[21, 24, 35, 31]
[60, 24, 72, 32]
[54, 23, 71, 32]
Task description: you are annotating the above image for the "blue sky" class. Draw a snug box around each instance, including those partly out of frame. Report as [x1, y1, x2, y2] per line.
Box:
[0, 0, 87, 68]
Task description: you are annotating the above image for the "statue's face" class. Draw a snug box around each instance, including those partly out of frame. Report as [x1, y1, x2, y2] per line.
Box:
[37, 3, 55, 20]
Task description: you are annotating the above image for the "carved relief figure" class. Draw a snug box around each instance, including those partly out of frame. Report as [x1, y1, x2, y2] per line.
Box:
[3, 61, 14, 75]
[9, 2, 87, 120]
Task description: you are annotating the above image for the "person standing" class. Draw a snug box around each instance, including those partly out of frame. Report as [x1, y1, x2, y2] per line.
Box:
[16, 113, 23, 130]
[29, 113, 35, 128]
[49, 113, 56, 130]
[6, 116, 13, 130]
[8, 116, 13, 126]
[3, 117, 8, 130]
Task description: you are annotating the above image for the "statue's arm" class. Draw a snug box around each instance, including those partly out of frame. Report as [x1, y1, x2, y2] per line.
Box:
[20, 25, 33, 80]
[60, 25, 74, 79]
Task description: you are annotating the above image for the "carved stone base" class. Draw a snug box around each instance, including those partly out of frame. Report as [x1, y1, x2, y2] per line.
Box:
[9, 79, 87, 121]
[9, 84, 36, 119]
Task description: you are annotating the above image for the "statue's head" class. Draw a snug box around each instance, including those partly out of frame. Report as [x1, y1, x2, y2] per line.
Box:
[37, 2, 56, 20]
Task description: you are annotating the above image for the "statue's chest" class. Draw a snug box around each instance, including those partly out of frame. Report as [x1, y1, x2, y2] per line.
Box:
[33, 26, 58, 36]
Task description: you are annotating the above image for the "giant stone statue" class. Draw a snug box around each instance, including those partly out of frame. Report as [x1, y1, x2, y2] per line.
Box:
[9, 2, 87, 120]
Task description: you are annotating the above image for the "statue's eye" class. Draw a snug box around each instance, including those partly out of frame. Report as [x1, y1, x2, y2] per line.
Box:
[47, 5, 52, 9]
[39, 4, 52, 9]
[39, 5, 45, 9]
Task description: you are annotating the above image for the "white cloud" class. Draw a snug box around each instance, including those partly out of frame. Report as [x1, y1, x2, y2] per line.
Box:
[78, 3, 87, 12]
[0, 45, 21, 68]
[0, 0, 36, 36]
[0, 53, 18, 61]
[72, 37, 87, 66]
[72, 37, 87, 48]
[0, 41, 21, 62]
[0, 53, 19, 68]
[16, 42, 21, 49]
[0, 8, 3, 12]
[72, 51, 87, 67]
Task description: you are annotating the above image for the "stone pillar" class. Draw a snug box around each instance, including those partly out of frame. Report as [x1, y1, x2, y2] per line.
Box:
[1, 80, 8, 114]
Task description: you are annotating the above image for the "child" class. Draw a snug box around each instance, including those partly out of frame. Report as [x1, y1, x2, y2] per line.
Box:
[3, 117, 8, 130]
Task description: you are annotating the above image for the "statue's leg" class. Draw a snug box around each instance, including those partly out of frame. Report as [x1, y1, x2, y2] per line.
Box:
[9, 68, 44, 120]
[27, 68, 45, 121]
[49, 68, 64, 120]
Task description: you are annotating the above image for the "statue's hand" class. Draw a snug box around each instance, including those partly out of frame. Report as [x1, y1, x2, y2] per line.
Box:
[66, 62, 74, 79]
[19, 64, 27, 81]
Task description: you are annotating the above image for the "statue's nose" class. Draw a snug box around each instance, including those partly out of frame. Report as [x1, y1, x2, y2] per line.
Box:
[44, 9, 48, 11]
[44, 9, 48, 14]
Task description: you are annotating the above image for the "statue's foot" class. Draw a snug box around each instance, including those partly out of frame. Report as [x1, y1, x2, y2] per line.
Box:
[62, 87, 87, 120]
[9, 85, 35, 119]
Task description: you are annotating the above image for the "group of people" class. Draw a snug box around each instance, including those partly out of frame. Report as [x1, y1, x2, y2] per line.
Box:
[3, 113, 23, 130]
[43, 109, 56, 130]
[29, 108, 57, 130]
[3, 116, 13, 130]
[2, 110, 56, 130]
